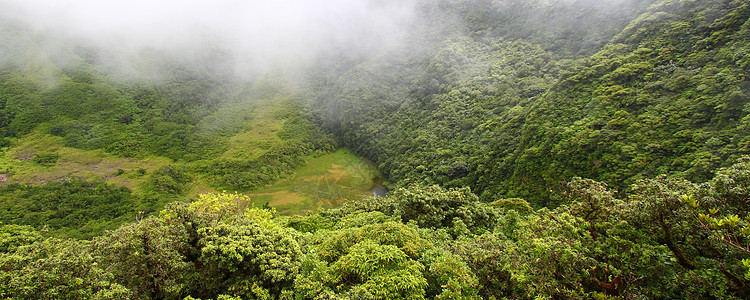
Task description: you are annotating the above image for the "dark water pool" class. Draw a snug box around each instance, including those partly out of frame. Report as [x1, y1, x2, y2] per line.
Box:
[367, 184, 388, 198]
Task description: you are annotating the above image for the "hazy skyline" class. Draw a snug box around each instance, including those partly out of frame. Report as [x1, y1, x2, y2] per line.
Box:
[0, 0, 422, 78]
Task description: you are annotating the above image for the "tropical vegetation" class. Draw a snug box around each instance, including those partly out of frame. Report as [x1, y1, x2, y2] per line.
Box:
[0, 0, 749, 298]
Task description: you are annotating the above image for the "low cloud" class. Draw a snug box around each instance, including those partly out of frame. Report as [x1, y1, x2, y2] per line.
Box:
[0, 0, 420, 79]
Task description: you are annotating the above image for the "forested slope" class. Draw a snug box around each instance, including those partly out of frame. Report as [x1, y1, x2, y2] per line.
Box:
[513, 0, 750, 203]
[310, 0, 750, 206]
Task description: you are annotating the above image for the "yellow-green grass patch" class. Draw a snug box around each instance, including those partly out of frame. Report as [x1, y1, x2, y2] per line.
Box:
[246, 148, 384, 215]
[0, 126, 171, 190]
[219, 93, 288, 160]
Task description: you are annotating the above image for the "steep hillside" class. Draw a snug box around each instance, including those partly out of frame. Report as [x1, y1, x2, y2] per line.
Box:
[310, 0, 750, 206]
[505, 0, 750, 203]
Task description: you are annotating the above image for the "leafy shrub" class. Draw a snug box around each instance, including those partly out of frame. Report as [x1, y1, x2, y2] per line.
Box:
[344, 185, 499, 233]
[32, 153, 59, 167]
[147, 165, 192, 195]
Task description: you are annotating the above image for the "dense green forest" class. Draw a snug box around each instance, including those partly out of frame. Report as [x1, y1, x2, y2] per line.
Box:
[311, 0, 750, 206]
[1, 0, 749, 298]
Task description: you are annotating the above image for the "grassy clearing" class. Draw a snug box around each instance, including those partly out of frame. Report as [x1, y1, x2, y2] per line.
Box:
[246, 148, 384, 215]
[218, 92, 287, 161]
[0, 126, 171, 190]
[196, 90, 384, 214]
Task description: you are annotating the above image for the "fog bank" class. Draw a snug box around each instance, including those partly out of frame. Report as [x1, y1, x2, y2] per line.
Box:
[0, 0, 421, 79]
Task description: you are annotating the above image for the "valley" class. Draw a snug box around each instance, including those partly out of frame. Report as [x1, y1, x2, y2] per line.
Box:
[0, 0, 749, 299]
[0, 86, 384, 237]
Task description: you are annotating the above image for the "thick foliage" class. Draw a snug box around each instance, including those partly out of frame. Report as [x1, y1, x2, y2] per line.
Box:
[0, 179, 135, 238]
[341, 185, 498, 234]
[2, 158, 750, 298]
[0, 232, 131, 299]
[294, 210, 480, 299]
